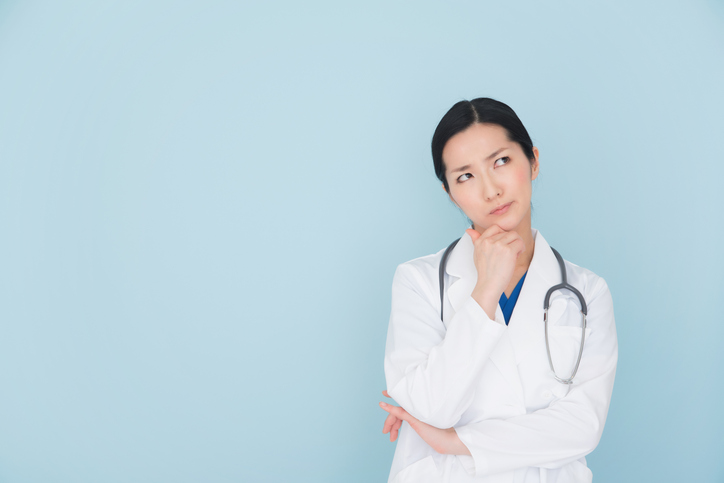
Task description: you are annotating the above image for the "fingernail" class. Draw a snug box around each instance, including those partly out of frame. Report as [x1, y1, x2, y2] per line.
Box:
[379, 402, 388, 407]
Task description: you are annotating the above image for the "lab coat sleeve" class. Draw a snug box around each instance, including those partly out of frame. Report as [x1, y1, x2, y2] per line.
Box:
[384, 262, 507, 429]
[453, 277, 618, 477]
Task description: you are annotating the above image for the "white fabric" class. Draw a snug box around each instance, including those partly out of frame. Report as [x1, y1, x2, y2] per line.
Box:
[384, 228, 617, 483]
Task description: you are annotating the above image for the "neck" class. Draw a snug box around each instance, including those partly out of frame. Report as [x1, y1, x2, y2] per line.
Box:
[514, 221, 535, 272]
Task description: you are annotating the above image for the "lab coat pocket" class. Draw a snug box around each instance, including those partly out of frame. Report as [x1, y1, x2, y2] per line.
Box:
[546, 326, 591, 385]
[390, 455, 442, 483]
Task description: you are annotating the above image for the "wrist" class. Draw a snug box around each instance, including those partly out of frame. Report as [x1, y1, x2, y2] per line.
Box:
[448, 428, 472, 456]
[471, 284, 500, 320]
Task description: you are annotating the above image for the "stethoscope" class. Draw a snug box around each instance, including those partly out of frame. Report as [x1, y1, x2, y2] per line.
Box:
[438, 237, 588, 385]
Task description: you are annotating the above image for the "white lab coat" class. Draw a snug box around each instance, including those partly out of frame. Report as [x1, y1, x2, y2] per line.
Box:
[384, 228, 617, 483]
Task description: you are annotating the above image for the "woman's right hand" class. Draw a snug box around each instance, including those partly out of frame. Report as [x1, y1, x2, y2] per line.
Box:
[466, 225, 525, 320]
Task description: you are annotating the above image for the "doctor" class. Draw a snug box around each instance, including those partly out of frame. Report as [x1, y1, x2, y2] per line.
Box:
[379, 98, 618, 483]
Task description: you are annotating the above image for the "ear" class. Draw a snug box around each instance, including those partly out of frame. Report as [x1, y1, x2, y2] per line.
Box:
[530, 147, 540, 181]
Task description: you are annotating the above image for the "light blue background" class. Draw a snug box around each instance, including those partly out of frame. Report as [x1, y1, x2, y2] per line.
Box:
[1, 1, 722, 482]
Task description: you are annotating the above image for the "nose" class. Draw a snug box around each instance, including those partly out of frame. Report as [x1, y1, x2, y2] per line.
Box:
[480, 174, 501, 202]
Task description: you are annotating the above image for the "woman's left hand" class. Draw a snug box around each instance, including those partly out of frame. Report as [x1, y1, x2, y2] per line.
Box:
[379, 391, 470, 456]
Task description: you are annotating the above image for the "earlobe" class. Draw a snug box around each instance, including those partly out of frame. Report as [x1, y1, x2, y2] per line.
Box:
[531, 147, 540, 180]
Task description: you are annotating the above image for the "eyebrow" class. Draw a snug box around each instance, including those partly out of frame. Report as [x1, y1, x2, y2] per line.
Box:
[449, 147, 508, 174]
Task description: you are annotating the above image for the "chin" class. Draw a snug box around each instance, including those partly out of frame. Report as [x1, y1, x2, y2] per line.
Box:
[475, 216, 522, 233]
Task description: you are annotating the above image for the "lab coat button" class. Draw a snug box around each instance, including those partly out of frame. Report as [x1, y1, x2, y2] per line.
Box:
[542, 390, 553, 399]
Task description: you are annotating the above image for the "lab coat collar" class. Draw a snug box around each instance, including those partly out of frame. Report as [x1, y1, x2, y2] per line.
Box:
[444, 227, 562, 314]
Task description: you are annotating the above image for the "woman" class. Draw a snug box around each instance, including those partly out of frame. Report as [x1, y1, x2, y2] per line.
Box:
[379, 98, 618, 483]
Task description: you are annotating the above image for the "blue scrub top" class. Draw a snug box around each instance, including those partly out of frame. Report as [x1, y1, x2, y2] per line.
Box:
[499, 271, 527, 325]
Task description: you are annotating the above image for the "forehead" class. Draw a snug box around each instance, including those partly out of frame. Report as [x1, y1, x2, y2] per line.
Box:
[442, 123, 515, 169]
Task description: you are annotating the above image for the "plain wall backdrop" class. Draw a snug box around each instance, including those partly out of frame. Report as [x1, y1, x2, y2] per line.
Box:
[1, 1, 723, 482]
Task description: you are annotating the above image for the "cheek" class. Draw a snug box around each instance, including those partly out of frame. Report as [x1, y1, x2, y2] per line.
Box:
[515, 168, 528, 183]
[514, 168, 532, 192]
[451, 191, 479, 215]
[453, 192, 472, 208]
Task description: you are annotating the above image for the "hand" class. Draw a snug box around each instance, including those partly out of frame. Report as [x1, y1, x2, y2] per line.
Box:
[380, 390, 403, 442]
[466, 225, 525, 319]
[379, 391, 470, 456]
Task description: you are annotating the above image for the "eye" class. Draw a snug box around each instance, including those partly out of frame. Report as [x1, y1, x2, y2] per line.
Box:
[456, 173, 472, 183]
[494, 156, 510, 167]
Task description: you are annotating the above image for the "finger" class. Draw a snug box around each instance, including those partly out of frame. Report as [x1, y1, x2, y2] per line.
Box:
[490, 231, 523, 246]
[382, 414, 397, 434]
[499, 233, 525, 252]
[379, 402, 411, 422]
[507, 236, 525, 249]
[382, 390, 390, 398]
[383, 412, 398, 434]
[465, 228, 481, 242]
[500, 232, 523, 245]
[390, 419, 403, 442]
[488, 232, 511, 243]
[379, 402, 397, 414]
[480, 224, 505, 239]
[485, 232, 521, 249]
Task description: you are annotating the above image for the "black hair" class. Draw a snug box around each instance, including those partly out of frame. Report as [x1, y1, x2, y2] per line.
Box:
[432, 98, 536, 193]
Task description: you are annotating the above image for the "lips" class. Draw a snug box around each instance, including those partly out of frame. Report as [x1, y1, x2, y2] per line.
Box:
[490, 202, 512, 215]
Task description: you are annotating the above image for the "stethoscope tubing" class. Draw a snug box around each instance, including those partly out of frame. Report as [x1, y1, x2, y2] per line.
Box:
[438, 237, 588, 385]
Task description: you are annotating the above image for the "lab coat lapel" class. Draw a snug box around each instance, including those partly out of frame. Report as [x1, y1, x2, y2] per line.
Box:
[444, 232, 477, 316]
[444, 230, 524, 404]
[507, 229, 569, 366]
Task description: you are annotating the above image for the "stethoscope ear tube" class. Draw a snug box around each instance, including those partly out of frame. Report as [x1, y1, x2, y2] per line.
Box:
[545, 247, 587, 315]
[439, 237, 461, 326]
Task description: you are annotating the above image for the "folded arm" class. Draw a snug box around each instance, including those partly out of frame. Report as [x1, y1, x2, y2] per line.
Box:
[453, 278, 618, 477]
[384, 262, 506, 429]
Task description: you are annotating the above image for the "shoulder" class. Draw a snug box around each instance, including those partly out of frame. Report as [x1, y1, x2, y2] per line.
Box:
[391, 246, 448, 298]
[562, 258, 612, 304]
[536, 228, 611, 301]
[561, 259, 617, 347]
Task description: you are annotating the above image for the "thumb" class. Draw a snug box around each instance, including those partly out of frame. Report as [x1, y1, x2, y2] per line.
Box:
[466, 228, 481, 242]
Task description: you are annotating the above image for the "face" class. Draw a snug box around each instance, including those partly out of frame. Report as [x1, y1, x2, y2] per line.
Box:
[442, 123, 539, 233]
